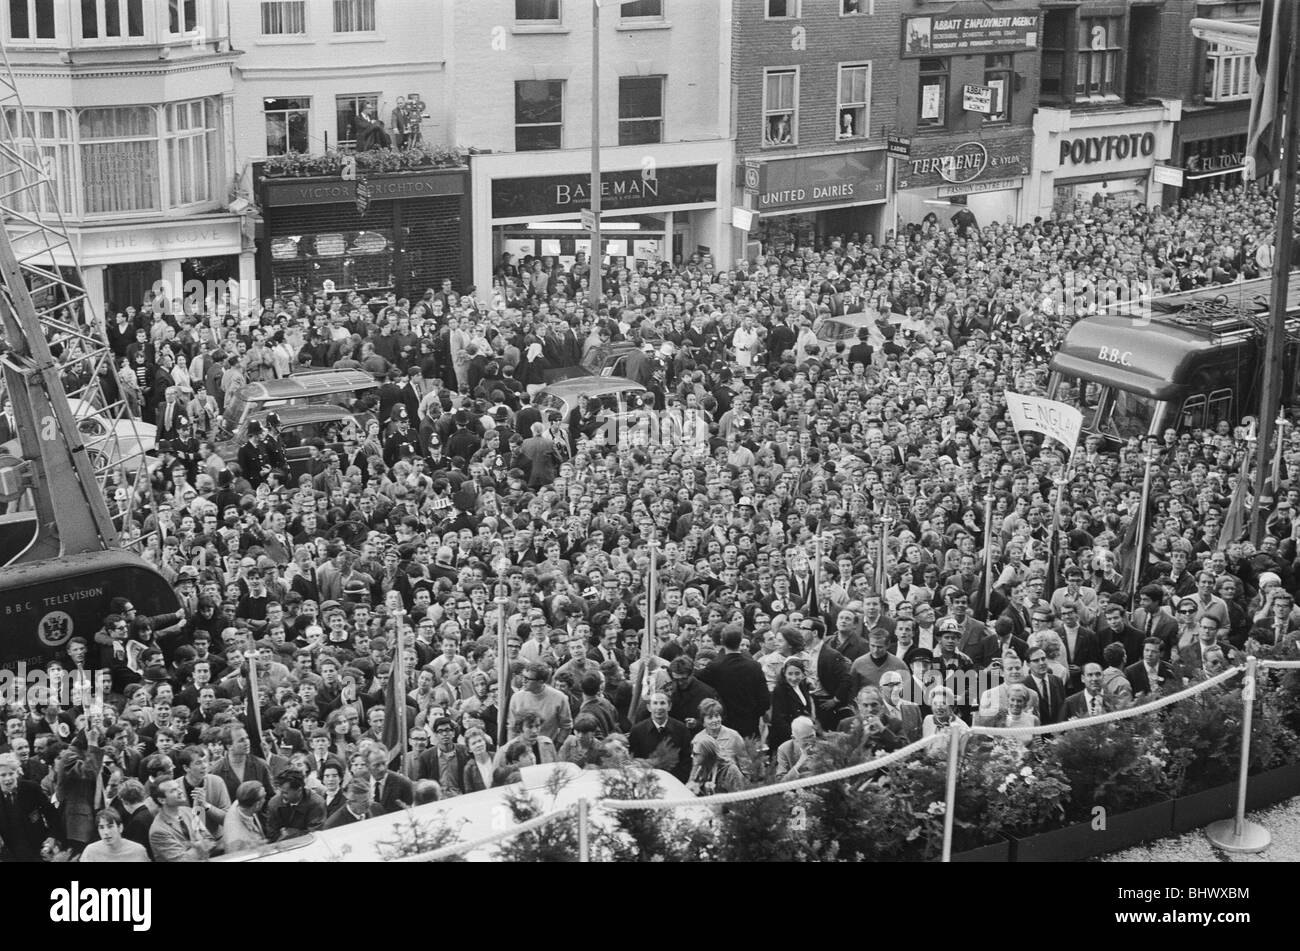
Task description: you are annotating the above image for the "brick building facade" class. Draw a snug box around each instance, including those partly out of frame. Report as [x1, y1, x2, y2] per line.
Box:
[732, 0, 900, 249]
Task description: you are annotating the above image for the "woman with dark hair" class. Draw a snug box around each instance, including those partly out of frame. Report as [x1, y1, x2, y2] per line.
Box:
[557, 714, 604, 768]
[767, 657, 815, 756]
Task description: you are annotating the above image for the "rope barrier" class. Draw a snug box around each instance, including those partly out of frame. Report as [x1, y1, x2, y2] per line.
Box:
[601, 734, 937, 810]
[1259, 659, 1300, 668]
[967, 665, 1244, 739]
[392, 803, 578, 863]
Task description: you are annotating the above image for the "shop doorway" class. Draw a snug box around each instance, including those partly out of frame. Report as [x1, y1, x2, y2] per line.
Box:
[104, 261, 162, 315]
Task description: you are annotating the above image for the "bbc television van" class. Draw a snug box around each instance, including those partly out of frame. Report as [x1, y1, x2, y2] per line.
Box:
[1047, 274, 1300, 444]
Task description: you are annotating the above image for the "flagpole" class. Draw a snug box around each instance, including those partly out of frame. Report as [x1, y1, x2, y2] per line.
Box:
[495, 597, 509, 750]
[643, 536, 657, 662]
[1131, 451, 1156, 602]
[1253, 3, 1300, 545]
[393, 610, 408, 764]
[1272, 416, 1288, 492]
[982, 486, 995, 622]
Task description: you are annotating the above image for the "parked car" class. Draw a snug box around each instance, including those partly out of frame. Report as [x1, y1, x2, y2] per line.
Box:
[215, 405, 358, 482]
[533, 376, 649, 454]
[221, 369, 378, 434]
[0, 398, 157, 476]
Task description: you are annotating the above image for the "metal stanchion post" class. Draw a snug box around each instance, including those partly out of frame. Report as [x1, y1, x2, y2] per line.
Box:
[1206, 656, 1271, 853]
[577, 798, 590, 862]
[941, 724, 961, 862]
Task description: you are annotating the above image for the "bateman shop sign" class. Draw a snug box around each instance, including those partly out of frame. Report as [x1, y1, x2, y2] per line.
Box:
[757, 150, 887, 213]
[491, 164, 716, 220]
[896, 130, 1032, 190]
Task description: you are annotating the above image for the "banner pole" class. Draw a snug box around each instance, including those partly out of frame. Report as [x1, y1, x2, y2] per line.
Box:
[941, 722, 961, 862]
[982, 486, 995, 622]
[496, 598, 509, 750]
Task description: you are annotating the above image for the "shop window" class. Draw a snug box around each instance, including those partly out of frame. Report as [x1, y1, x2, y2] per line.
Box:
[836, 64, 870, 140]
[618, 76, 663, 146]
[80, 0, 145, 39]
[332, 0, 374, 32]
[763, 68, 797, 147]
[79, 106, 160, 215]
[265, 97, 311, 156]
[917, 59, 947, 128]
[984, 55, 1012, 124]
[766, 0, 798, 19]
[0, 107, 74, 216]
[1076, 16, 1121, 98]
[515, 0, 559, 23]
[621, 0, 662, 19]
[261, 0, 306, 35]
[1204, 43, 1252, 101]
[8, 0, 56, 40]
[336, 94, 379, 151]
[515, 80, 564, 151]
[1040, 9, 1070, 102]
[165, 99, 216, 207]
[167, 0, 197, 34]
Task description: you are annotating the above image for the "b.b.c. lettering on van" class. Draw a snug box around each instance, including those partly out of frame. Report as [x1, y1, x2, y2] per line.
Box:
[1098, 347, 1133, 367]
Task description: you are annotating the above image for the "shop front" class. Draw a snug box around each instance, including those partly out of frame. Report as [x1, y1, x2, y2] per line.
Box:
[470, 140, 732, 295]
[745, 149, 888, 252]
[895, 128, 1033, 228]
[257, 168, 472, 302]
[72, 216, 247, 318]
[1029, 100, 1182, 218]
[1177, 132, 1247, 197]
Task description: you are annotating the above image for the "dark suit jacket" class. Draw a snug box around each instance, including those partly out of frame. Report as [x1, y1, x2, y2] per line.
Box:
[627, 716, 691, 782]
[695, 651, 771, 738]
[1063, 690, 1114, 721]
[827, 632, 870, 663]
[1124, 660, 1176, 696]
[372, 770, 414, 814]
[0, 780, 61, 860]
[416, 746, 471, 792]
[1022, 671, 1065, 725]
[1129, 608, 1180, 659]
[461, 758, 496, 794]
[1058, 627, 1102, 690]
[322, 803, 385, 829]
[814, 643, 853, 707]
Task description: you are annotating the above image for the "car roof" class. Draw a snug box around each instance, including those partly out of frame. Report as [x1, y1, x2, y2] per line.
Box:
[247, 405, 355, 427]
[537, 375, 646, 398]
[238, 370, 375, 401]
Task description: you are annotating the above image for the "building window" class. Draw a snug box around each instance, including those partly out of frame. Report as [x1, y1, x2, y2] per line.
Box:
[167, 0, 196, 34]
[1204, 43, 1252, 102]
[265, 97, 310, 155]
[840, 0, 871, 13]
[1076, 16, 1121, 98]
[0, 107, 74, 216]
[260, 0, 306, 35]
[618, 76, 663, 145]
[515, 0, 559, 23]
[515, 80, 563, 151]
[762, 68, 797, 146]
[336, 94, 379, 151]
[79, 107, 159, 215]
[81, 0, 145, 39]
[837, 63, 870, 139]
[8, 0, 55, 40]
[766, 0, 797, 19]
[1040, 10, 1069, 102]
[984, 54, 1012, 123]
[165, 99, 216, 207]
[621, 0, 662, 18]
[332, 0, 374, 32]
[918, 58, 947, 127]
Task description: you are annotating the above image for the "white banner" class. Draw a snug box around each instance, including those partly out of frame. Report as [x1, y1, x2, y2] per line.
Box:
[1005, 391, 1084, 454]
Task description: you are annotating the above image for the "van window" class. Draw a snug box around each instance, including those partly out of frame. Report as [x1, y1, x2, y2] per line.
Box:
[1207, 389, 1233, 427]
[1180, 395, 1207, 430]
[1097, 388, 1156, 440]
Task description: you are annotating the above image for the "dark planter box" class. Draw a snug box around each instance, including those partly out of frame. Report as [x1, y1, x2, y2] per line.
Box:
[1171, 781, 1237, 834]
[1245, 762, 1300, 811]
[1011, 800, 1174, 862]
[951, 835, 1012, 863]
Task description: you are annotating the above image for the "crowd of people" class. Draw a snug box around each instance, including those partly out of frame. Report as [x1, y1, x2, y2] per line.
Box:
[2, 180, 1299, 863]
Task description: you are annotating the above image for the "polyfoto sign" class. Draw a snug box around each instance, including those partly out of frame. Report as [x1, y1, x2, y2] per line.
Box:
[1005, 391, 1083, 454]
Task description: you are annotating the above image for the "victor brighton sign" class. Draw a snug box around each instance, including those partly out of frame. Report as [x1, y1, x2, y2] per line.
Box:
[896, 130, 1032, 191]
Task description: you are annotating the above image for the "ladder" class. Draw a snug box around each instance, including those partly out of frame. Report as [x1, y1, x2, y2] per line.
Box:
[0, 41, 151, 562]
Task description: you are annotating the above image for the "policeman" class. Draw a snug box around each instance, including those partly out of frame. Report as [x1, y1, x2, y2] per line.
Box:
[238, 419, 270, 488]
[383, 409, 420, 467]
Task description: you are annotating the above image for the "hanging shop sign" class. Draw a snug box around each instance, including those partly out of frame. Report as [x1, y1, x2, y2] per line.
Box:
[896, 129, 1032, 190]
[901, 7, 1041, 57]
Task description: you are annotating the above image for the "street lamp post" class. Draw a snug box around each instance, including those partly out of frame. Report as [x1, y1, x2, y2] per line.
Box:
[589, 0, 602, 313]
